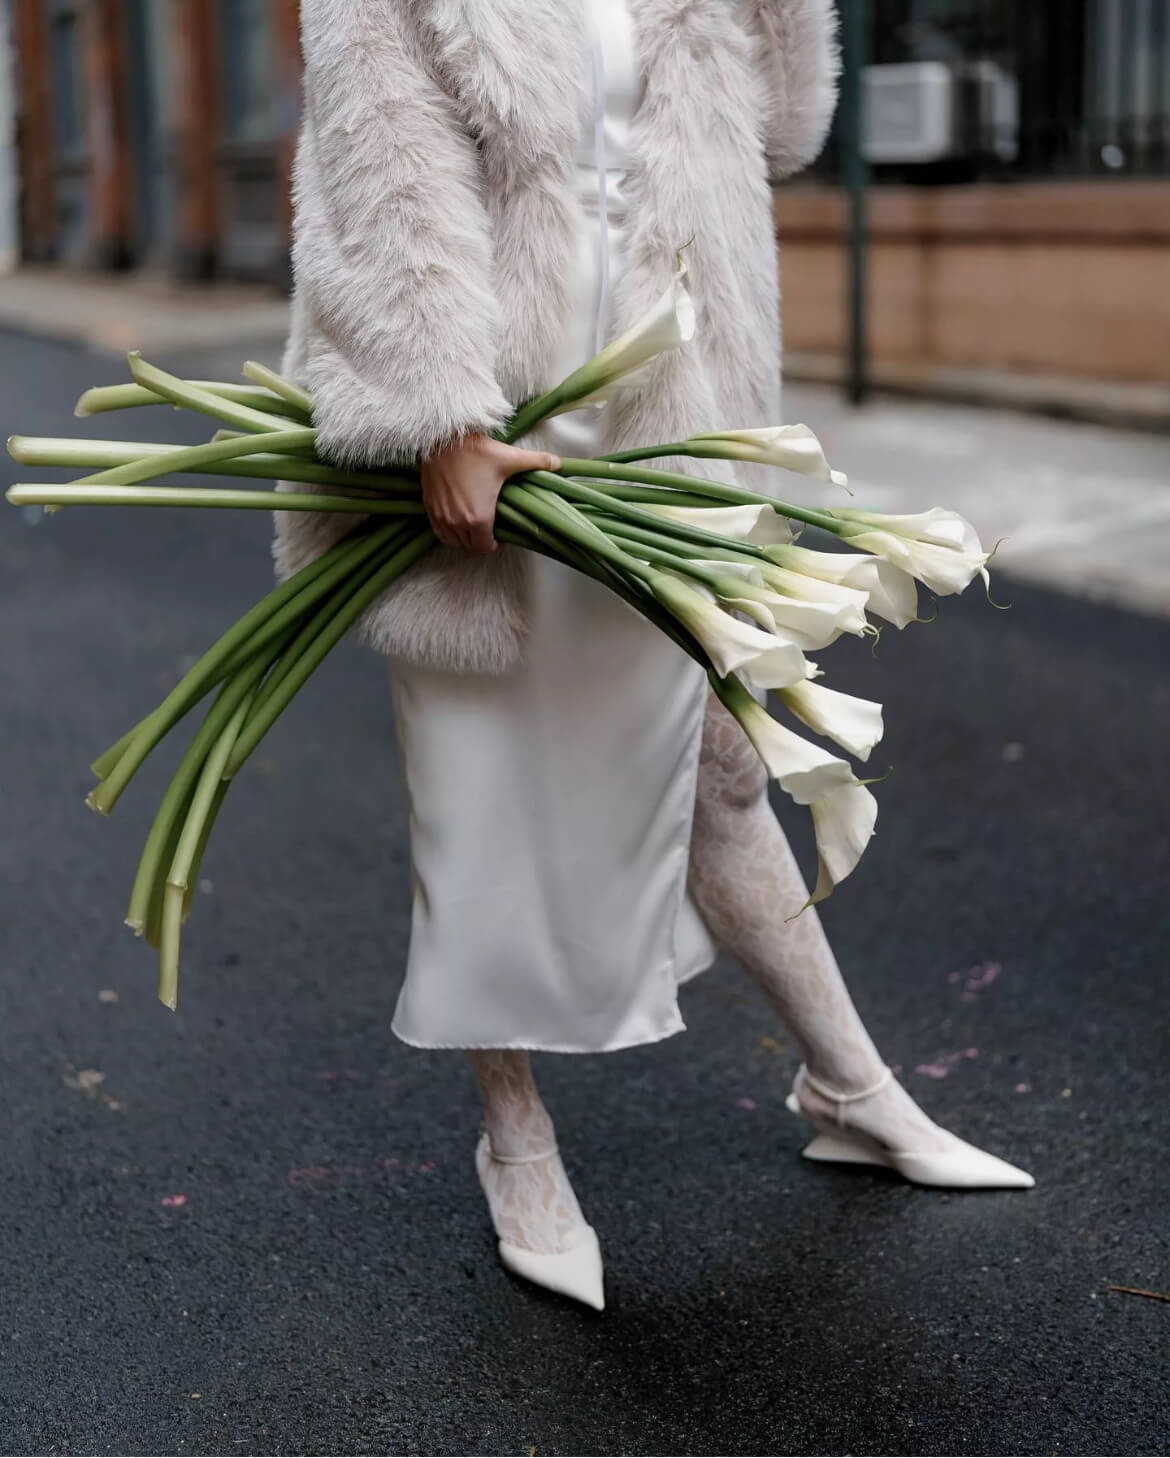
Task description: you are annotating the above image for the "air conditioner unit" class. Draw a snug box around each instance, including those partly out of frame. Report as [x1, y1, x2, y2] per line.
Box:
[862, 60, 1019, 165]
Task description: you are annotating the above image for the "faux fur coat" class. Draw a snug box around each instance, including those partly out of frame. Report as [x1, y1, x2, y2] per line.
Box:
[275, 0, 839, 672]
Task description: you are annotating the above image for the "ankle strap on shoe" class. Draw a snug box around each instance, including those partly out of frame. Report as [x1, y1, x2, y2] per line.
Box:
[486, 1141, 560, 1166]
[797, 1063, 893, 1125]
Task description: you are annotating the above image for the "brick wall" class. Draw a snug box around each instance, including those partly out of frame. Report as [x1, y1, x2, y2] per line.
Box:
[776, 181, 1170, 389]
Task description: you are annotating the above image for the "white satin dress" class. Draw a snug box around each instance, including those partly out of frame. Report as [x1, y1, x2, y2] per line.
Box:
[388, 0, 716, 1052]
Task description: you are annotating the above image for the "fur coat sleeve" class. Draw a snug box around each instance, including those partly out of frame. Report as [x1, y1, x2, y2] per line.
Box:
[751, 0, 841, 182]
[292, 0, 513, 467]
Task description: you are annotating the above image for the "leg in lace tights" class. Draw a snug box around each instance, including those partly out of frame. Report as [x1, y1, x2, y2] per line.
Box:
[688, 692, 952, 1153]
[466, 1049, 590, 1254]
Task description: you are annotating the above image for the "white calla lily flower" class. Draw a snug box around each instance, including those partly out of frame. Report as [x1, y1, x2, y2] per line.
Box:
[733, 590, 860, 654]
[809, 783, 879, 904]
[643, 501, 792, 545]
[668, 564, 857, 652]
[547, 257, 695, 415]
[687, 424, 850, 491]
[755, 564, 871, 635]
[830, 506, 979, 551]
[650, 573, 807, 687]
[724, 686, 857, 804]
[824, 507, 989, 596]
[764, 544, 918, 628]
[779, 678, 884, 762]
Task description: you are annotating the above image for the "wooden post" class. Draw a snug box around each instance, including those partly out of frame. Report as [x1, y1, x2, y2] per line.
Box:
[11, 0, 55, 259]
[83, 0, 133, 267]
[172, 0, 219, 277]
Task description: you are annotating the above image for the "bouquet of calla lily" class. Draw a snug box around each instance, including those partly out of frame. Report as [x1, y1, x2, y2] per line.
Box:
[7, 257, 992, 1008]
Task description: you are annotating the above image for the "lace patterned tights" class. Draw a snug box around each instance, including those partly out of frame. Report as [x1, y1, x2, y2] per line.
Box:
[687, 691, 950, 1153]
[469, 694, 950, 1255]
[466, 1049, 589, 1255]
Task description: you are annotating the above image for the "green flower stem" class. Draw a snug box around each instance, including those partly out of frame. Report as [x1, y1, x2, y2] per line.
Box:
[9, 436, 419, 493]
[597, 442, 695, 463]
[213, 523, 410, 688]
[583, 513, 770, 569]
[707, 668, 757, 724]
[243, 531, 409, 719]
[127, 354, 296, 435]
[241, 361, 315, 418]
[556, 456, 841, 530]
[519, 470, 777, 558]
[582, 527, 731, 590]
[178, 780, 229, 930]
[495, 501, 643, 606]
[75, 381, 308, 422]
[73, 427, 317, 489]
[158, 694, 256, 1009]
[144, 779, 197, 949]
[224, 529, 436, 778]
[90, 522, 390, 798]
[91, 722, 143, 782]
[499, 387, 571, 444]
[599, 441, 784, 470]
[495, 508, 708, 669]
[7, 483, 427, 514]
[583, 485, 725, 508]
[124, 644, 287, 934]
[500, 483, 658, 585]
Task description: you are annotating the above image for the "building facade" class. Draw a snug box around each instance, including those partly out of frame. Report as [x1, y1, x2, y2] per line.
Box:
[10, 1, 1170, 401]
[13, 0, 300, 281]
[783, 0, 1170, 402]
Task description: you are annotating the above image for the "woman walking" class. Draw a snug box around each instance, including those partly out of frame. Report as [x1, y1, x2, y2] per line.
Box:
[277, 0, 1032, 1311]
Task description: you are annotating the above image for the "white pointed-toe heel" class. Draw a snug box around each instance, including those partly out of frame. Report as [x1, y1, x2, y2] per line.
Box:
[785, 1064, 1035, 1190]
[475, 1133, 606, 1311]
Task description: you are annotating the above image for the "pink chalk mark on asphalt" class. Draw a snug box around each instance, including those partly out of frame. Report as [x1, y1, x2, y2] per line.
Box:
[914, 1048, 979, 1080]
[736, 1097, 759, 1111]
[948, 961, 1002, 1003]
[1014, 1082, 1031, 1094]
[160, 1194, 187, 1208]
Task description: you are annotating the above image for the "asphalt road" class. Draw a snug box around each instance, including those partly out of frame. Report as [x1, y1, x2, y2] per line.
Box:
[1, 330, 1167, 1457]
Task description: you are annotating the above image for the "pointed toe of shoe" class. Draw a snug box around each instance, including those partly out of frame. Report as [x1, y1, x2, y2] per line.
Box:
[497, 1225, 606, 1310]
[893, 1140, 1035, 1190]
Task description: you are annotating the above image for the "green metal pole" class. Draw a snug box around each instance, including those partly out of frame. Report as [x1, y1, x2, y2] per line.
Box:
[841, 0, 871, 406]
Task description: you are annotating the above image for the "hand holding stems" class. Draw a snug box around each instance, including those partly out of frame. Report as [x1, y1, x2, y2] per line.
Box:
[421, 435, 562, 553]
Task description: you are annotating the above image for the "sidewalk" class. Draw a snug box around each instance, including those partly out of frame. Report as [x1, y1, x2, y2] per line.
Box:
[3, 267, 1167, 617]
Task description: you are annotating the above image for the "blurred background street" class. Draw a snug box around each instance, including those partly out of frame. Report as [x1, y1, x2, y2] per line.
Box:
[1, 1, 1168, 1456]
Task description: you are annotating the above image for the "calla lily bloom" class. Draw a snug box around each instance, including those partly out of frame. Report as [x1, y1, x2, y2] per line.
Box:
[650, 573, 807, 687]
[644, 500, 792, 545]
[809, 783, 879, 904]
[780, 677, 884, 761]
[686, 424, 850, 491]
[719, 585, 862, 654]
[718, 677, 857, 804]
[763, 543, 918, 628]
[823, 507, 990, 596]
[547, 258, 696, 416]
[754, 564, 871, 635]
